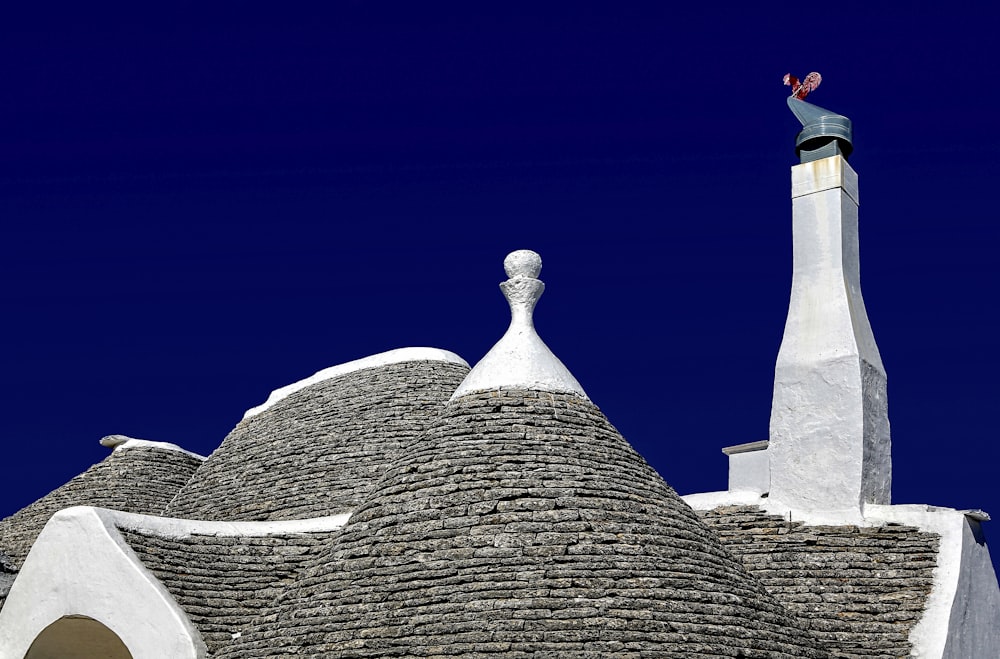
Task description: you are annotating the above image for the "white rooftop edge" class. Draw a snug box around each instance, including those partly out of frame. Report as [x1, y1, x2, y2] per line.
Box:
[243, 347, 470, 419]
[105, 508, 352, 539]
[452, 250, 588, 400]
[681, 491, 1000, 659]
[100, 435, 207, 461]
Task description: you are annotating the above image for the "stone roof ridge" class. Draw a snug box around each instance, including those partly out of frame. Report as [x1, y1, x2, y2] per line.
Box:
[100, 435, 207, 461]
[451, 249, 588, 400]
[243, 346, 469, 419]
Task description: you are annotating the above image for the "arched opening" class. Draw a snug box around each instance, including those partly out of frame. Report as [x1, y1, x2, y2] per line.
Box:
[25, 615, 133, 659]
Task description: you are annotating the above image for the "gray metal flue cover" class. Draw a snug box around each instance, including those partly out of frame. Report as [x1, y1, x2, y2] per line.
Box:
[787, 97, 853, 162]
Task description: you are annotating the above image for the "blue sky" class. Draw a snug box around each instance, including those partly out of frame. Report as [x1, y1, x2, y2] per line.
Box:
[2, 3, 997, 567]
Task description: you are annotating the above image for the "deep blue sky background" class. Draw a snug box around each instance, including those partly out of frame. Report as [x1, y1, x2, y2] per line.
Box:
[2, 3, 997, 564]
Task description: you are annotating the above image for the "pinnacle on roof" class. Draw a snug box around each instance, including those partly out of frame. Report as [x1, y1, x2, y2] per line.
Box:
[451, 249, 588, 400]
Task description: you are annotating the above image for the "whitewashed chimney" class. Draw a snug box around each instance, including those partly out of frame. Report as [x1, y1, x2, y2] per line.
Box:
[767, 102, 890, 513]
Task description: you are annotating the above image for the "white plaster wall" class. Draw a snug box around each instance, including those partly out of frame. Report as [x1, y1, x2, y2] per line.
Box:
[941, 519, 1000, 658]
[728, 450, 769, 494]
[0, 507, 206, 659]
[769, 156, 890, 513]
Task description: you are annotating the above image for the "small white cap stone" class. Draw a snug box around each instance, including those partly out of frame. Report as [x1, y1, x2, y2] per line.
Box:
[100, 434, 130, 448]
[504, 250, 542, 279]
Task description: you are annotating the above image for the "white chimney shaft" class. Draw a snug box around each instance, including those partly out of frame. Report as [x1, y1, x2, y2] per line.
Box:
[768, 154, 890, 514]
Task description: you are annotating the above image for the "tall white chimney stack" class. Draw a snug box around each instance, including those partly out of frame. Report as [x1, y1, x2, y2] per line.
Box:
[767, 97, 890, 514]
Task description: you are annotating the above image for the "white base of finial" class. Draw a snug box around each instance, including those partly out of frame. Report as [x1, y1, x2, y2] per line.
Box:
[452, 250, 588, 401]
[451, 326, 588, 400]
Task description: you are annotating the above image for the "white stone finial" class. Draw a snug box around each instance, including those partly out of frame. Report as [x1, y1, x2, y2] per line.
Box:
[450, 250, 588, 400]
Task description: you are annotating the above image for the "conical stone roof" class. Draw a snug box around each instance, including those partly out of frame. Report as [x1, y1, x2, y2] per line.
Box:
[165, 350, 469, 521]
[220, 251, 828, 658]
[223, 387, 829, 658]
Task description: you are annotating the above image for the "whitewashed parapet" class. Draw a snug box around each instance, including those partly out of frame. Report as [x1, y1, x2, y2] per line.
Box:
[768, 155, 890, 514]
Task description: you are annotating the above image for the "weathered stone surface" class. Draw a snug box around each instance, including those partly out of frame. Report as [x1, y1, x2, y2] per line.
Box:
[698, 505, 938, 659]
[122, 528, 338, 656]
[0, 445, 202, 566]
[219, 389, 829, 658]
[0, 549, 15, 612]
[166, 360, 468, 522]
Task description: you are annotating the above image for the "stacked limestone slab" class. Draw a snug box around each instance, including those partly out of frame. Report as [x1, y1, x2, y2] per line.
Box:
[0, 441, 203, 567]
[121, 527, 341, 655]
[218, 388, 829, 658]
[165, 358, 470, 521]
[698, 505, 939, 659]
[0, 551, 15, 612]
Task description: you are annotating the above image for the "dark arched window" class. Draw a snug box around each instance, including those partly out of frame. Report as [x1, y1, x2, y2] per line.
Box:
[25, 616, 132, 659]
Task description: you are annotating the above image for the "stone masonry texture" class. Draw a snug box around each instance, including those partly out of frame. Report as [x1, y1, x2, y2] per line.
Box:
[0, 445, 202, 567]
[218, 389, 830, 658]
[698, 505, 939, 659]
[0, 550, 15, 612]
[166, 360, 469, 522]
[122, 528, 340, 656]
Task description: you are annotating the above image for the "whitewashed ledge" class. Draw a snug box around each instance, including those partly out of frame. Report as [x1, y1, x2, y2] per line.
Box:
[104, 508, 352, 539]
[100, 436, 207, 461]
[243, 347, 469, 419]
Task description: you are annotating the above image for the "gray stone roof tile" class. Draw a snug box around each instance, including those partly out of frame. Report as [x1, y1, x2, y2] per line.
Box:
[0, 445, 203, 566]
[220, 389, 830, 658]
[165, 359, 468, 521]
[697, 505, 939, 659]
[121, 528, 339, 656]
[0, 550, 15, 612]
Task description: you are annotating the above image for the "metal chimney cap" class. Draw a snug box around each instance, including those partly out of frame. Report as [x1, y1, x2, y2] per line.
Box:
[787, 97, 853, 162]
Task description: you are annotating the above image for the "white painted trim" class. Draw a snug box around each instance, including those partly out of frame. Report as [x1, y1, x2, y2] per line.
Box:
[107, 509, 351, 539]
[0, 507, 207, 659]
[681, 490, 767, 510]
[111, 439, 207, 461]
[720, 440, 769, 456]
[243, 347, 469, 419]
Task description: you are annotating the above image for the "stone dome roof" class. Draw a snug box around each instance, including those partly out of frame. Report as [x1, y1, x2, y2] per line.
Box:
[165, 351, 469, 521]
[214, 250, 828, 657]
[0, 439, 203, 566]
[220, 387, 828, 658]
